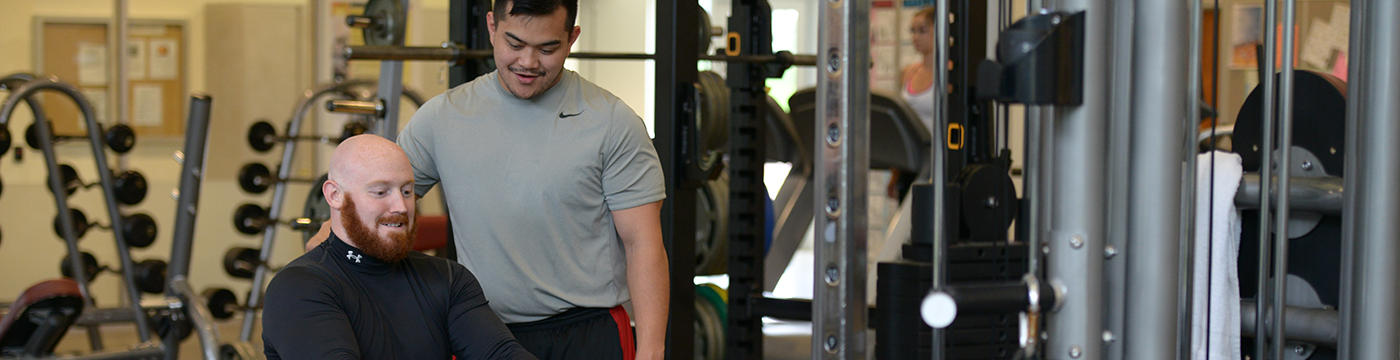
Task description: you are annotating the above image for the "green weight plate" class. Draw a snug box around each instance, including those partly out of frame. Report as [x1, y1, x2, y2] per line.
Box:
[301, 173, 332, 245]
[695, 283, 727, 330]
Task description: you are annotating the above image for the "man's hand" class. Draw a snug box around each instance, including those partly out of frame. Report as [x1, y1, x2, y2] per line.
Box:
[305, 222, 331, 252]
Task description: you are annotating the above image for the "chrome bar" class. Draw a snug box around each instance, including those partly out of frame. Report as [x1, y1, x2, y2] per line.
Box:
[1235, 174, 1343, 215]
[1240, 300, 1338, 347]
[1124, 0, 1190, 356]
[1270, 0, 1299, 357]
[1254, 0, 1280, 356]
[1340, 0, 1400, 357]
[813, 0, 870, 357]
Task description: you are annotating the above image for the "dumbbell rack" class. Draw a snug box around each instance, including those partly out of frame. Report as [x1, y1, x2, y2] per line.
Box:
[0, 74, 155, 348]
[232, 80, 424, 342]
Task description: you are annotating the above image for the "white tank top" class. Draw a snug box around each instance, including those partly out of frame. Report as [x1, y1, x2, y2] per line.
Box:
[902, 80, 936, 131]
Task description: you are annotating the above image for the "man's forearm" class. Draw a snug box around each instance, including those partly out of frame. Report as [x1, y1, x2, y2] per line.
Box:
[626, 239, 669, 359]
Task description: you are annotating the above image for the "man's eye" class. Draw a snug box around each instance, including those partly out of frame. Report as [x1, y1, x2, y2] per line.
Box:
[509, 43, 523, 50]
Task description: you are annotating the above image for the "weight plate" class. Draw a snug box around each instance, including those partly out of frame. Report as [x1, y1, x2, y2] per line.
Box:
[53, 208, 89, 239]
[0, 125, 10, 155]
[695, 172, 729, 275]
[233, 204, 268, 235]
[362, 0, 408, 46]
[695, 283, 727, 330]
[301, 174, 332, 245]
[114, 171, 148, 205]
[57, 164, 80, 195]
[60, 251, 100, 281]
[223, 247, 260, 279]
[203, 288, 239, 320]
[696, 71, 729, 156]
[24, 122, 44, 149]
[134, 259, 167, 294]
[154, 306, 193, 342]
[247, 121, 278, 152]
[122, 212, 158, 248]
[105, 124, 136, 153]
[238, 163, 273, 194]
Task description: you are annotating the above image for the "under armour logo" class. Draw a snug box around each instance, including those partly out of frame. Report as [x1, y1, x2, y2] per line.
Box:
[346, 251, 362, 263]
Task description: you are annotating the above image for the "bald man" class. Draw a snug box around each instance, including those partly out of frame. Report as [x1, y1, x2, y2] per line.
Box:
[262, 135, 536, 360]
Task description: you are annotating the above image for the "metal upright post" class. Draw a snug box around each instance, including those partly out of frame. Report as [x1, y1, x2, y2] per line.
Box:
[655, 0, 698, 358]
[1253, 0, 1279, 355]
[376, 59, 405, 138]
[726, 0, 773, 358]
[1123, 0, 1189, 358]
[932, 0, 950, 357]
[164, 94, 212, 360]
[1104, 1, 1133, 357]
[1269, 0, 1298, 358]
[1044, 1, 1112, 360]
[1178, 0, 1203, 357]
[813, 0, 870, 357]
[1339, 0, 1400, 358]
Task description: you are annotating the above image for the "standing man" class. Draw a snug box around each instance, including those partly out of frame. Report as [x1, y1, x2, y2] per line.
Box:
[397, 0, 668, 359]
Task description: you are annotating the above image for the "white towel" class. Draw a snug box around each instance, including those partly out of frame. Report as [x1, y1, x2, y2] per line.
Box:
[1191, 151, 1243, 360]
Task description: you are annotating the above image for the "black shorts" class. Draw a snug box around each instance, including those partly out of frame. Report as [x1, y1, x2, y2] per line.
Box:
[506, 306, 635, 360]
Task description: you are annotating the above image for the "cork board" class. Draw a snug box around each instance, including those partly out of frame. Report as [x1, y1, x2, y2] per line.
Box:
[34, 18, 187, 138]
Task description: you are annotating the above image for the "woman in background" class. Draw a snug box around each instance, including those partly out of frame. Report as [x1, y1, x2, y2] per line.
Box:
[901, 7, 938, 130]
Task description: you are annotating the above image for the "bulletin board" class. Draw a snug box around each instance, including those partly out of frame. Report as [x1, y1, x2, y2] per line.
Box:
[33, 18, 187, 138]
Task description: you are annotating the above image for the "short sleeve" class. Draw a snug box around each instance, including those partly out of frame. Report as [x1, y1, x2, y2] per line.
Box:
[398, 97, 445, 197]
[600, 104, 667, 210]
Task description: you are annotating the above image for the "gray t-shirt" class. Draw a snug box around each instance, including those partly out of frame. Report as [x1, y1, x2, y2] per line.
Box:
[398, 70, 666, 323]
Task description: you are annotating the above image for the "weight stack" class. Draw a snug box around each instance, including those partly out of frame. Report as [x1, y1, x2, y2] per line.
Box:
[876, 261, 932, 360]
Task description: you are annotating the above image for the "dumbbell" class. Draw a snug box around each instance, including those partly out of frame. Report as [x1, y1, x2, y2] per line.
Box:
[25, 121, 136, 153]
[52, 208, 159, 248]
[203, 288, 243, 320]
[238, 163, 319, 194]
[232, 203, 315, 235]
[222, 247, 268, 279]
[246, 120, 369, 153]
[57, 252, 166, 294]
[53, 164, 149, 205]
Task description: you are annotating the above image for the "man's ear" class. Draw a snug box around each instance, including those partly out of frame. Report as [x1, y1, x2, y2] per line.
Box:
[324, 180, 344, 210]
[487, 11, 498, 35]
[568, 25, 581, 46]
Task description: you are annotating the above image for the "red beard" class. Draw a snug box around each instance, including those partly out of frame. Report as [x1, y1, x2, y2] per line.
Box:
[342, 196, 417, 263]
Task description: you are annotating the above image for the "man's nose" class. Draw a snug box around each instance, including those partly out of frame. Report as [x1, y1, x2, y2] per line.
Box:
[519, 50, 540, 68]
[388, 194, 410, 214]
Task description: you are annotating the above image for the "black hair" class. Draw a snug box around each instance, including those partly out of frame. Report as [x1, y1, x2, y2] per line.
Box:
[493, 0, 578, 31]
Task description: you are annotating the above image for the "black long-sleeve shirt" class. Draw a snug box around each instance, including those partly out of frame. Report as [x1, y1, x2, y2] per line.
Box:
[262, 233, 536, 360]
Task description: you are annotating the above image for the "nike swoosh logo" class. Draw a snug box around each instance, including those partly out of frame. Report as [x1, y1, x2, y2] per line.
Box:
[559, 110, 584, 118]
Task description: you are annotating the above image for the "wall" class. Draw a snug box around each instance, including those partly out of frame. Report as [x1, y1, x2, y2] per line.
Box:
[0, 0, 457, 309]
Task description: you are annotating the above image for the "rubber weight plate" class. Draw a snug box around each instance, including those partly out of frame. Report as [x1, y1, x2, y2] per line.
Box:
[301, 173, 332, 245]
[361, 0, 407, 46]
[694, 172, 729, 275]
[696, 71, 729, 156]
